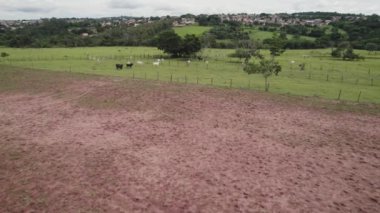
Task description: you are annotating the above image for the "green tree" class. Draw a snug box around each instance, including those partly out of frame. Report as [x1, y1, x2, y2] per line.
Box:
[244, 58, 282, 92]
[156, 31, 202, 57]
[331, 48, 342, 58]
[230, 48, 263, 64]
[180, 34, 202, 57]
[200, 33, 216, 48]
[156, 30, 182, 57]
[330, 27, 344, 46]
[342, 47, 360, 60]
[266, 33, 287, 57]
[365, 43, 378, 54]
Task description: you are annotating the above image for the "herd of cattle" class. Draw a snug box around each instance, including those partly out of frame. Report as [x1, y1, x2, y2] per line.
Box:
[115, 62, 134, 70]
[115, 59, 163, 70]
[115, 57, 207, 70]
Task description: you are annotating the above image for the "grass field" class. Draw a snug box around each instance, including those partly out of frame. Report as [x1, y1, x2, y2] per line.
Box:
[173, 25, 212, 37]
[244, 27, 316, 41]
[0, 46, 379, 103]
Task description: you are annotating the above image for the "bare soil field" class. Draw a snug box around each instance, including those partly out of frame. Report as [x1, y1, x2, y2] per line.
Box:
[1, 67, 380, 212]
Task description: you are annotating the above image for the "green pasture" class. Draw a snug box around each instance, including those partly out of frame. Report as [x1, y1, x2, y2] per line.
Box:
[174, 25, 212, 37]
[0, 46, 379, 103]
[173, 25, 315, 41]
[244, 27, 316, 41]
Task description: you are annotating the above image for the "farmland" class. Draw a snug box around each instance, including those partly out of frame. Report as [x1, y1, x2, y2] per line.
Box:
[174, 25, 212, 37]
[244, 27, 316, 41]
[1, 8, 380, 213]
[0, 47, 379, 103]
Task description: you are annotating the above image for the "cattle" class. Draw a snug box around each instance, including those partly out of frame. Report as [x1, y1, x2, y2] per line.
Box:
[126, 62, 134, 68]
[153, 61, 160, 66]
[115, 64, 123, 70]
[197, 56, 203, 61]
[136, 61, 144, 65]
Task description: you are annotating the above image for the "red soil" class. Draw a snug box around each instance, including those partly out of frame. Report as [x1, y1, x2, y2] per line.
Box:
[1, 77, 379, 212]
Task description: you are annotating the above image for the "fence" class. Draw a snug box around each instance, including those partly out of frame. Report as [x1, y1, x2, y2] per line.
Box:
[1, 54, 379, 103]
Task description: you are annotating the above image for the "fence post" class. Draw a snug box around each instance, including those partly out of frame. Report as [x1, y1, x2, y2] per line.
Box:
[196, 77, 199, 85]
[229, 79, 232, 88]
[341, 74, 344, 82]
[170, 74, 173, 83]
[211, 78, 213, 85]
[337, 89, 342, 100]
[357, 91, 362, 103]
[248, 79, 251, 88]
[326, 74, 329, 81]
[157, 72, 159, 81]
[185, 75, 187, 84]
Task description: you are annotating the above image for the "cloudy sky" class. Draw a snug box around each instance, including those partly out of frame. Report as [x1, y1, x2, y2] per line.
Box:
[0, 0, 378, 20]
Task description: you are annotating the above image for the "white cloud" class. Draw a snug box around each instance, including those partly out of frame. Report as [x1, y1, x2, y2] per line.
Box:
[1, 0, 56, 14]
[0, 0, 378, 19]
[109, 0, 142, 9]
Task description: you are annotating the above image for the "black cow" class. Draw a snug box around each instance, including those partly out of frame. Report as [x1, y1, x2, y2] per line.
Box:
[115, 64, 123, 70]
[126, 63, 134, 69]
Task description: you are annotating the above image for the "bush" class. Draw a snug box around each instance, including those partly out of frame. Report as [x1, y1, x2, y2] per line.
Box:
[331, 48, 342, 58]
[1, 52, 9, 57]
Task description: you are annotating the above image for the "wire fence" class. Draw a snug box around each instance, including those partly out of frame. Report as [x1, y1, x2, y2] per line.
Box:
[1, 54, 379, 103]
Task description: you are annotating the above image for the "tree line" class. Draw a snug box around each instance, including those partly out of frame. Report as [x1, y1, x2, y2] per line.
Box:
[0, 14, 379, 53]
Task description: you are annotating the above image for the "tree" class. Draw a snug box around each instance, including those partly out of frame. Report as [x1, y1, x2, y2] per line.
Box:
[243, 58, 282, 92]
[265, 33, 287, 57]
[331, 48, 342, 58]
[342, 47, 361, 60]
[180, 34, 202, 57]
[330, 27, 344, 46]
[365, 43, 378, 54]
[156, 30, 202, 57]
[331, 43, 363, 60]
[230, 48, 263, 64]
[230, 49, 252, 61]
[156, 30, 182, 57]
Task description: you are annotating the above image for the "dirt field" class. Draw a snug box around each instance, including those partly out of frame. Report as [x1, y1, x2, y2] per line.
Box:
[1, 68, 380, 212]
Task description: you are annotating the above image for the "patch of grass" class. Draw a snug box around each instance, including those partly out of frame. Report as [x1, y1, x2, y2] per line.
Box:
[0, 47, 379, 103]
[174, 25, 212, 37]
[1, 66, 379, 114]
[244, 27, 316, 41]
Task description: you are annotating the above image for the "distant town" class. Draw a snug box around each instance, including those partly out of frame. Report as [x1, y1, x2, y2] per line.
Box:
[0, 12, 368, 32]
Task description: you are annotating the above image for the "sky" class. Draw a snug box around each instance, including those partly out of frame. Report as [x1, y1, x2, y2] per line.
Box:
[0, 0, 379, 20]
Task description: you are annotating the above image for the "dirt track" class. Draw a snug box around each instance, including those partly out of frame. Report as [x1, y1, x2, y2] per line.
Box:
[1, 71, 380, 212]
